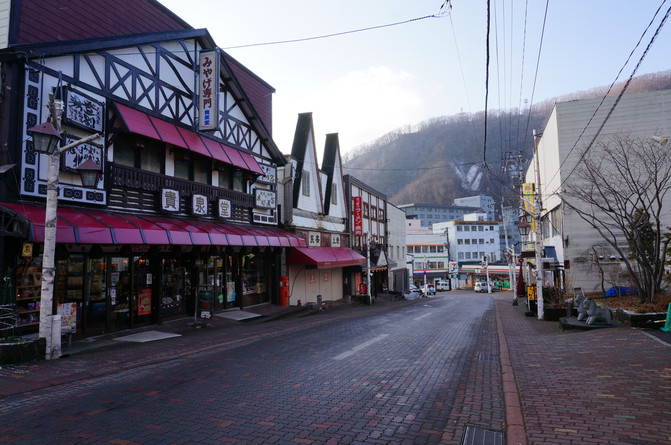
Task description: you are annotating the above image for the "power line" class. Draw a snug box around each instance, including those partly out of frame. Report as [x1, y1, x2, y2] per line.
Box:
[544, 0, 670, 190]
[220, 13, 447, 50]
[558, 1, 671, 189]
[521, 0, 550, 153]
[483, 0, 492, 167]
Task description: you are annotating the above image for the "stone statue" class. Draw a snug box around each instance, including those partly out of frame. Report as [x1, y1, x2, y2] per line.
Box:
[575, 295, 588, 321]
[584, 297, 612, 325]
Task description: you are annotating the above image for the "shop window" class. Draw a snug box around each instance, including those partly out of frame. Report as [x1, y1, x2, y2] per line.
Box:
[161, 258, 188, 318]
[193, 157, 211, 184]
[174, 155, 190, 180]
[430, 246, 437, 253]
[114, 134, 164, 174]
[218, 166, 232, 189]
[233, 170, 245, 193]
[242, 253, 267, 305]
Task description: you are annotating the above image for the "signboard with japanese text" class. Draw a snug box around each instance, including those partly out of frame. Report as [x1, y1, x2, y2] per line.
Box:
[161, 188, 180, 212]
[138, 288, 152, 315]
[254, 189, 276, 209]
[353, 196, 363, 236]
[523, 182, 536, 231]
[198, 49, 219, 130]
[308, 231, 321, 247]
[62, 88, 105, 133]
[192, 194, 208, 215]
[257, 164, 277, 184]
[57, 303, 77, 334]
[218, 198, 231, 218]
[62, 134, 103, 176]
[331, 234, 341, 248]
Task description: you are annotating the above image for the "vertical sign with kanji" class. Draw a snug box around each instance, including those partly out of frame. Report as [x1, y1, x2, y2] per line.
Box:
[199, 49, 219, 131]
[353, 196, 363, 236]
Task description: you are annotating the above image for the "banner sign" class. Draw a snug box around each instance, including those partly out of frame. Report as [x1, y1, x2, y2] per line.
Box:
[199, 49, 219, 130]
[353, 196, 363, 236]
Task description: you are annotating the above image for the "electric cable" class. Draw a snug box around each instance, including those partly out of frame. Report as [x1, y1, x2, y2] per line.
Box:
[558, 1, 671, 189]
[544, 0, 670, 191]
[483, 0, 491, 167]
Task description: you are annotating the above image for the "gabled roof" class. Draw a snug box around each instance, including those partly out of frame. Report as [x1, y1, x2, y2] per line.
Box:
[322, 133, 340, 215]
[9, 0, 191, 46]
[290, 112, 315, 207]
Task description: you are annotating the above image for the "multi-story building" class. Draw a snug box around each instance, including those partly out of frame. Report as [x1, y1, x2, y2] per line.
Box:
[343, 175, 390, 298]
[397, 203, 479, 229]
[525, 89, 671, 293]
[454, 195, 496, 220]
[386, 203, 408, 292]
[405, 220, 450, 288]
[279, 113, 365, 305]
[0, 1, 305, 338]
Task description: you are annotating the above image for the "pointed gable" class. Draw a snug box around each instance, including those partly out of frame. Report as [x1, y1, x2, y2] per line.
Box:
[290, 113, 323, 213]
[321, 133, 347, 221]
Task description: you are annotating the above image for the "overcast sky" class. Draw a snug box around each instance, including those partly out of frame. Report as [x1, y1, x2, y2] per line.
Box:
[158, 0, 671, 157]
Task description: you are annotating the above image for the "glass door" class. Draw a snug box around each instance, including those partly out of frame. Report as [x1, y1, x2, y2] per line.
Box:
[110, 257, 131, 331]
[86, 257, 107, 334]
[132, 256, 152, 326]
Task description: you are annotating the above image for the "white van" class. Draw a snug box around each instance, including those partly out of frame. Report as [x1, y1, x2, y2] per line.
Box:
[435, 279, 450, 291]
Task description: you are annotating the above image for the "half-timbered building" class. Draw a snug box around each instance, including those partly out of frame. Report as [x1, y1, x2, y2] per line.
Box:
[0, 0, 305, 338]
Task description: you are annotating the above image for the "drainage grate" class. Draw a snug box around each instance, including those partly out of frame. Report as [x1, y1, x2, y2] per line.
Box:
[461, 425, 504, 445]
[478, 353, 499, 362]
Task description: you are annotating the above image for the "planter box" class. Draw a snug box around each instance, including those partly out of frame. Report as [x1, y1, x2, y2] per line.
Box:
[0, 338, 45, 365]
[543, 307, 567, 321]
[614, 308, 666, 328]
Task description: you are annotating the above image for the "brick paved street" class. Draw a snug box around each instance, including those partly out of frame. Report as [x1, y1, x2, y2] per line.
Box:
[1, 291, 670, 444]
[1, 293, 504, 444]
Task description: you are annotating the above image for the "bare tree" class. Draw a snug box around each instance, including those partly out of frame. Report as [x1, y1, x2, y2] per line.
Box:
[564, 132, 671, 303]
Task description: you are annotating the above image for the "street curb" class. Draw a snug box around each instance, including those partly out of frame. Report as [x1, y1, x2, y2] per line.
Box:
[495, 297, 527, 445]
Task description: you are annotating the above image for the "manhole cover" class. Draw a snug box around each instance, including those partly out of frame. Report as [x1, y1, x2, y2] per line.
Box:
[461, 425, 504, 445]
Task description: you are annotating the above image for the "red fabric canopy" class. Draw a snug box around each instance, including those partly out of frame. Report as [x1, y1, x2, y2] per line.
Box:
[0, 202, 306, 248]
[286, 247, 366, 269]
[114, 103, 263, 176]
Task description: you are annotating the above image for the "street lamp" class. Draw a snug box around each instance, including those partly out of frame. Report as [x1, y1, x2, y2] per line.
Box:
[27, 92, 101, 360]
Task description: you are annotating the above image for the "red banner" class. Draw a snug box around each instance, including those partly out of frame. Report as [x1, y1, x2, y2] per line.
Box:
[353, 196, 363, 236]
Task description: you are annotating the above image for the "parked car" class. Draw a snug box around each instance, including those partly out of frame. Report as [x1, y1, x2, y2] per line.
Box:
[474, 281, 494, 293]
[423, 284, 436, 295]
[403, 287, 421, 300]
[409, 284, 423, 295]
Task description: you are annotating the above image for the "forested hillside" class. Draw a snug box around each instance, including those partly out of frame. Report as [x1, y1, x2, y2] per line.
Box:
[342, 70, 671, 206]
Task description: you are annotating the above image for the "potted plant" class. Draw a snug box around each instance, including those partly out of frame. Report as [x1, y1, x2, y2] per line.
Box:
[542, 287, 567, 321]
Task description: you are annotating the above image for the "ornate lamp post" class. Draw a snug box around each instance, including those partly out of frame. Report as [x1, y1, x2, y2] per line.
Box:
[27, 92, 101, 360]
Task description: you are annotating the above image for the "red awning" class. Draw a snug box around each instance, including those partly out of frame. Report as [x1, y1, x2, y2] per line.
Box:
[113, 103, 262, 176]
[286, 247, 366, 269]
[0, 202, 307, 248]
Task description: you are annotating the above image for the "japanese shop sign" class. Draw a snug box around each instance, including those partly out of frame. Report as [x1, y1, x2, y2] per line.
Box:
[308, 231, 321, 247]
[161, 188, 180, 212]
[353, 196, 363, 236]
[218, 198, 231, 218]
[199, 49, 219, 131]
[192, 194, 208, 216]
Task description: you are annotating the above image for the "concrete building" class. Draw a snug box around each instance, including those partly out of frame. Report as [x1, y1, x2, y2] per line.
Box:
[386, 203, 409, 292]
[524, 89, 671, 294]
[454, 195, 496, 221]
[398, 203, 479, 229]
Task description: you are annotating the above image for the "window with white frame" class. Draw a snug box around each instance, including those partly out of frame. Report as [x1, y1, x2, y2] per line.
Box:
[331, 186, 338, 205]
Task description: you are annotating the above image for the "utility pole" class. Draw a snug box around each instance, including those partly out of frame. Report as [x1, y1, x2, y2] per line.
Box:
[533, 129, 544, 320]
[365, 233, 372, 305]
[502, 202, 518, 305]
[443, 228, 451, 291]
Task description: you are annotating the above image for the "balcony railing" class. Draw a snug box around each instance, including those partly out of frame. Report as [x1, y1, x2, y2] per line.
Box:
[109, 164, 254, 221]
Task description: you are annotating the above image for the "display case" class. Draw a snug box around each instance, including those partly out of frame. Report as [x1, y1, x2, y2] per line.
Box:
[15, 258, 43, 328]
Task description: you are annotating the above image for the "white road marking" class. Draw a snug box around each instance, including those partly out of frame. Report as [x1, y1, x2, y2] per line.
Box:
[414, 313, 432, 321]
[333, 334, 389, 360]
